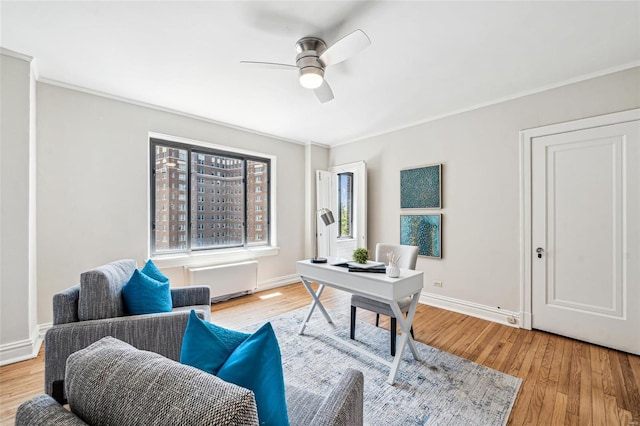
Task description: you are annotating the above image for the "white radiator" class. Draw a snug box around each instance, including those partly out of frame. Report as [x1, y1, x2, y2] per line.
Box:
[186, 261, 257, 302]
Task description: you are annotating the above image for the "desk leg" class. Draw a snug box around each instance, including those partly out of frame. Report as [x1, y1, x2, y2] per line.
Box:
[299, 277, 334, 335]
[387, 293, 422, 384]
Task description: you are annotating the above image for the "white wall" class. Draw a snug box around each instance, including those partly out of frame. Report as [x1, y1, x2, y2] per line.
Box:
[36, 82, 306, 325]
[330, 67, 640, 320]
[0, 51, 39, 363]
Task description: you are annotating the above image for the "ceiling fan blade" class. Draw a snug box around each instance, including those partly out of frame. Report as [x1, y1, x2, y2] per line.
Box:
[319, 29, 371, 67]
[240, 61, 297, 71]
[314, 80, 334, 103]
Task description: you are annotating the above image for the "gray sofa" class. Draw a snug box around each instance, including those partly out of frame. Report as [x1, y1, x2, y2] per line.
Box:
[44, 259, 211, 403]
[17, 337, 364, 426]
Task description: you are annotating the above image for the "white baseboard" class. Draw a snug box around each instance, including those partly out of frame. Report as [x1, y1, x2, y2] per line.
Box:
[420, 292, 521, 328]
[0, 326, 43, 366]
[38, 322, 53, 340]
[256, 274, 300, 292]
[521, 311, 532, 330]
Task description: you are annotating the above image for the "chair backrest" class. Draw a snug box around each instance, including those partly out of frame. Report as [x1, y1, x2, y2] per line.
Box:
[375, 244, 419, 270]
[77, 259, 137, 321]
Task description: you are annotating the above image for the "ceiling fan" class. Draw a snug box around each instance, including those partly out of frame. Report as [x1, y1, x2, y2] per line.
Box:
[241, 29, 371, 103]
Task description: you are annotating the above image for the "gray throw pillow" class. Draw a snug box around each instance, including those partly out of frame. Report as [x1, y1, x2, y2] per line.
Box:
[66, 337, 259, 425]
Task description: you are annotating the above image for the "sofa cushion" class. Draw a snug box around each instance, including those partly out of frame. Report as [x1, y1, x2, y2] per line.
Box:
[181, 311, 289, 426]
[78, 259, 137, 321]
[181, 310, 249, 374]
[65, 336, 259, 425]
[122, 269, 172, 315]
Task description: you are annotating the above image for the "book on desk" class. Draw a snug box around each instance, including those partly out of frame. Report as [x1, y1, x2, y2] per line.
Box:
[332, 261, 387, 273]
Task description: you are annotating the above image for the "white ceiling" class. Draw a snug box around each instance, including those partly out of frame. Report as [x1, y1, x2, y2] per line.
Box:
[2, 1, 639, 146]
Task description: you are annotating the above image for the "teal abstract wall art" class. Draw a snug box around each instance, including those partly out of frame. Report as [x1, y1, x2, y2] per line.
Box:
[400, 214, 442, 258]
[400, 164, 442, 209]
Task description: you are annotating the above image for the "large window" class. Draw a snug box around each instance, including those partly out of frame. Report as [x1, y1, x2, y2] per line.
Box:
[150, 138, 270, 254]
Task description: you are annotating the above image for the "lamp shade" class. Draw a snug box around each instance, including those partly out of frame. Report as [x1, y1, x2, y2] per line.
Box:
[318, 208, 335, 226]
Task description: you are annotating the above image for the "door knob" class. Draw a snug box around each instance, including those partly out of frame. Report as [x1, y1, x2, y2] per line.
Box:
[536, 247, 544, 259]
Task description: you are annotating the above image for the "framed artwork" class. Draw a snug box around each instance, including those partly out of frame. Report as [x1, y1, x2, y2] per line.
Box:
[400, 214, 442, 258]
[400, 163, 442, 209]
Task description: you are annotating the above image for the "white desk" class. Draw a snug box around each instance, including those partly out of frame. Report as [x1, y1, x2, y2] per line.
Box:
[296, 258, 424, 384]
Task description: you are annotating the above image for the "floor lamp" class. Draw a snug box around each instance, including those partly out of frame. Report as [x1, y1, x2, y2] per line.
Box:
[312, 208, 335, 263]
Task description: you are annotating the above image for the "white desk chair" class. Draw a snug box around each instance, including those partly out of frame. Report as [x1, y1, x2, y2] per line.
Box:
[350, 243, 419, 356]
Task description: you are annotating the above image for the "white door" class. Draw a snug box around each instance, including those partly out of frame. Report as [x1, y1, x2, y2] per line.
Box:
[531, 119, 639, 355]
[316, 161, 367, 259]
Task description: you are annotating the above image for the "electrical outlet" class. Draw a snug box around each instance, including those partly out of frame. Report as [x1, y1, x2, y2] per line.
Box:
[433, 281, 443, 288]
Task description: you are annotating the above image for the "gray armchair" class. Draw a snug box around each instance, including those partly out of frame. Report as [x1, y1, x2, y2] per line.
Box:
[19, 337, 364, 426]
[44, 259, 211, 403]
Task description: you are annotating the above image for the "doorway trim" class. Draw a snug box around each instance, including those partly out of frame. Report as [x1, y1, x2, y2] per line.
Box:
[518, 108, 640, 330]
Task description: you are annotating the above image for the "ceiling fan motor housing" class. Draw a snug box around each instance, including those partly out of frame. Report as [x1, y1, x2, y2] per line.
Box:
[295, 37, 327, 57]
[296, 37, 327, 88]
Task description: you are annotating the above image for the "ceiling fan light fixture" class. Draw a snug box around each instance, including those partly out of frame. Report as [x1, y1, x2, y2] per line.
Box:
[241, 31, 370, 102]
[299, 67, 324, 89]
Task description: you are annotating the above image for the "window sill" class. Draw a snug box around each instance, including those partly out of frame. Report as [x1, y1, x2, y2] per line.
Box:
[151, 246, 279, 269]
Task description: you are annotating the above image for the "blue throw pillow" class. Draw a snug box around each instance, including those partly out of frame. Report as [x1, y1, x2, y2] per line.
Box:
[122, 269, 172, 315]
[217, 322, 289, 426]
[180, 310, 250, 374]
[140, 259, 169, 283]
[180, 311, 289, 426]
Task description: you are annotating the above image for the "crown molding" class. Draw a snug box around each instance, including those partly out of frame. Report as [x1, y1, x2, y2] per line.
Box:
[307, 141, 331, 149]
[0, 47, 33, 62]
[1, 48, 40, 80]
[36, 77, 308, 147]
[331, 61, 640, 148]
[14, 54, 640, 150]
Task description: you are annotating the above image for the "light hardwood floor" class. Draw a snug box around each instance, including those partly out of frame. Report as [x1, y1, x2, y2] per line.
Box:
[1, 283, 638, 425]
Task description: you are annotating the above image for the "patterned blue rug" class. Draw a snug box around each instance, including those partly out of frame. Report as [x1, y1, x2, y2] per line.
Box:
[244, 307, 521, 426]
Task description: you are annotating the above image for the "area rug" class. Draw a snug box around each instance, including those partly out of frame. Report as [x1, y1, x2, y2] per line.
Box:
[242, 307, 521, 426]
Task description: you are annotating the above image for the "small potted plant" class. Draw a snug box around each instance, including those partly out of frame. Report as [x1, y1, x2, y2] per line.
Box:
[352, 248, 369, 264]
